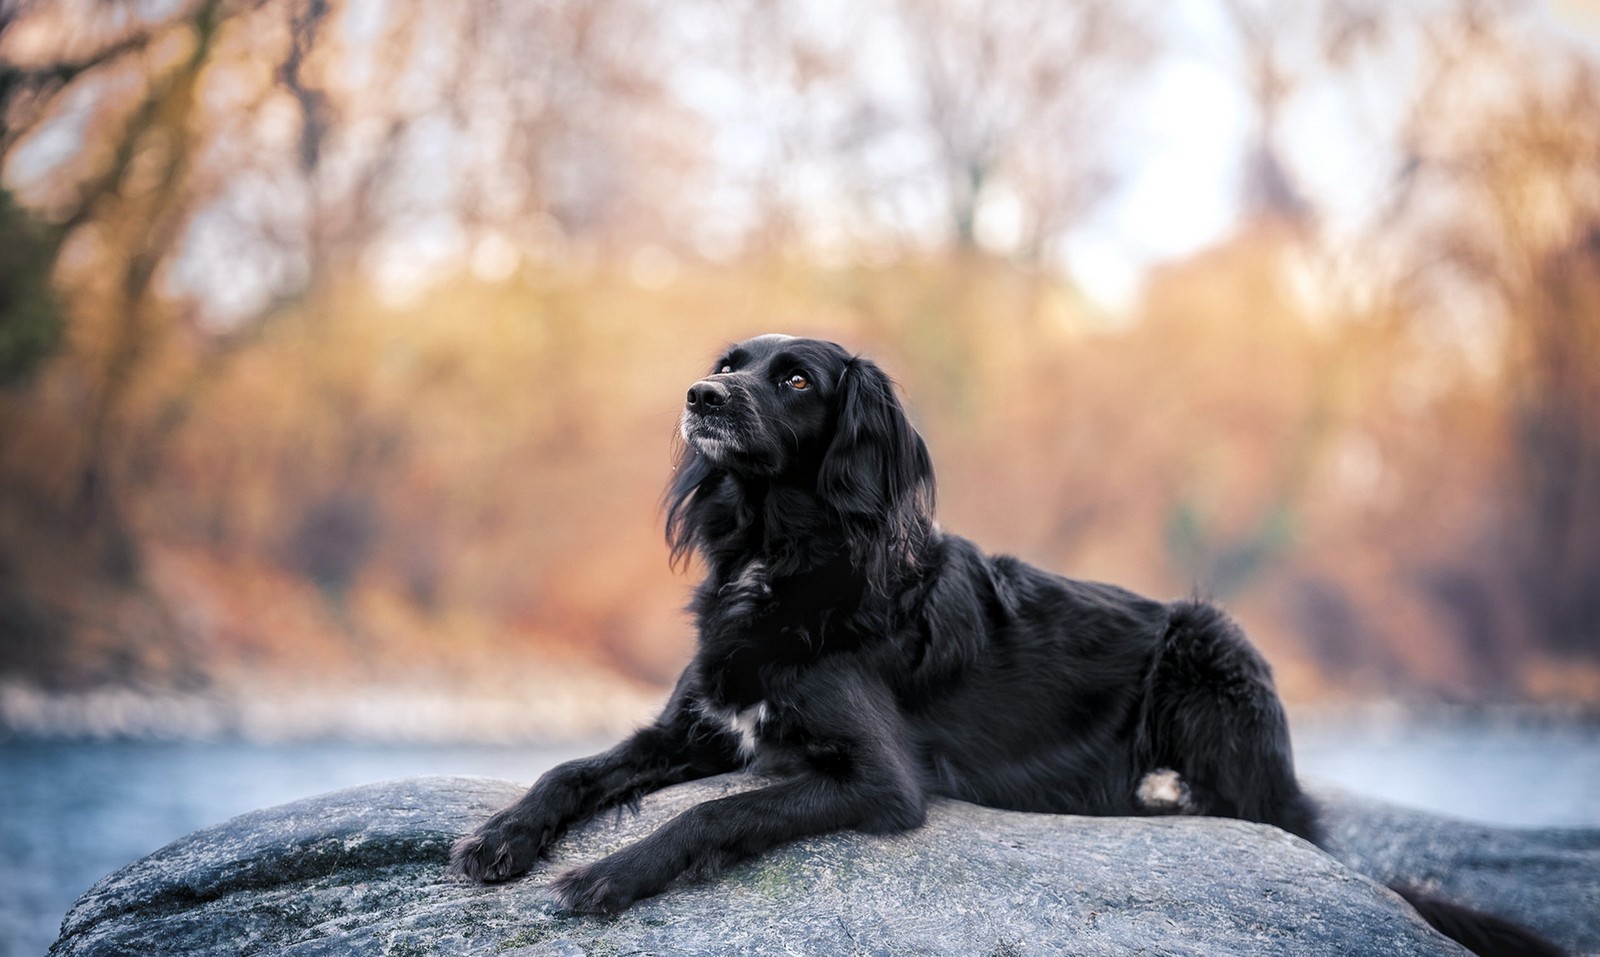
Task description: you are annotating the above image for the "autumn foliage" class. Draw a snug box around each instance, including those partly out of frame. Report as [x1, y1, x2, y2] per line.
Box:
[1, 0, 1597, 715]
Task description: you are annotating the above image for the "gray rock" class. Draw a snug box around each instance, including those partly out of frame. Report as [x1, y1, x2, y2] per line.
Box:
[1316, 788, 1598, 953]
[48, 775, 1595, 957]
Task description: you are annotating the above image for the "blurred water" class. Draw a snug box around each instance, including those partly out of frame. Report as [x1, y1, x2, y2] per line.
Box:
[3, 724, 1597, 957]
[0, 740, 594, 957]
[1293, 720, 1600, 829]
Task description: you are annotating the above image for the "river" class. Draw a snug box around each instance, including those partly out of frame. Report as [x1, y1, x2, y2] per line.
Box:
[3, 721, 1597, 957]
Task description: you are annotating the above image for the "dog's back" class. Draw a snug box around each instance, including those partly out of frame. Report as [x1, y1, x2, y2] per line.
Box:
[895, 532, 1315, 837]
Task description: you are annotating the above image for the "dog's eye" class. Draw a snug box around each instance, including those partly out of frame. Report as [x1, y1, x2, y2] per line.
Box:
[719, 364, 732, 374]
[785, 373, 810, 390]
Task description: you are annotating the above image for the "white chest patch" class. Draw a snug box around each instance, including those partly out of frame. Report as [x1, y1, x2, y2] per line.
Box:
[711, 702, 769, 758]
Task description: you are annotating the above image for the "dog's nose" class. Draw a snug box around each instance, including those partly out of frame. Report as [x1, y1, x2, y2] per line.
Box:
[686, 380, 729, 413]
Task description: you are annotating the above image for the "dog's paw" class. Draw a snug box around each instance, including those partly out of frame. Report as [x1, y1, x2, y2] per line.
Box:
[449, 817, 549, 883]
[550, 858, 653, 914]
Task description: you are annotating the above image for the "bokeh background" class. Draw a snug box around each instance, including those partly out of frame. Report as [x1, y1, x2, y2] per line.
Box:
[5, 0, 1600, 952]
[4, 0, 1599, 733]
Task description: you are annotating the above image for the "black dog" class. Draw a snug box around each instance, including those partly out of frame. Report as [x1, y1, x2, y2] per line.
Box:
[452, 334, 1560, 957]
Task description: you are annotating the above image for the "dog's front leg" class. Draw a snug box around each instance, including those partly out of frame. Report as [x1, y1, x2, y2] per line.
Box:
[552, 669, 924, 912]
[451, 689, 736, 882]
[551, 767, 924, 912]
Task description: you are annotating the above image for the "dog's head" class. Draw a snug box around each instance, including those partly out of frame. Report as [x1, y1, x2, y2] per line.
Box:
[667, 334, 933, 578]
[677, 334, 846, 475]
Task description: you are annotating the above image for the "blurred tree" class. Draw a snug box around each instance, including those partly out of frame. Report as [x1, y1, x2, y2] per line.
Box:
[1517, 223, 1600, 657]
[894, 0, 1153, 258]
[1217, 0, 1317, 226]
[3, 0, 228, 575]
[1378, 1, 1600, 662]
[0, 10, 63, 383]
[0, 192, 60, 386]
[0, 0, 1594, 705]
[702, 0, 1153, 264]
[0, 0, 697, 569]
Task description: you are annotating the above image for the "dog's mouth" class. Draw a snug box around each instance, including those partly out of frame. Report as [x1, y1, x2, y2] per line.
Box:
[681, 411, 741, 464]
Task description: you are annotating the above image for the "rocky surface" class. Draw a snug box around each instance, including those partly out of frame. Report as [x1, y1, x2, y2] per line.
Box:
[49, 774, 1596, 956]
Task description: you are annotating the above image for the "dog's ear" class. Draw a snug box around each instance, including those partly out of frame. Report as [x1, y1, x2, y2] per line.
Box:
[818, 357, 934, 575]
[664, 438, 714, 570]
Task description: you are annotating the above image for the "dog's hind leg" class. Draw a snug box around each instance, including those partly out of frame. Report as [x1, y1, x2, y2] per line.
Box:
[1150, 602, 1567, 956]
[1146, 599, 1319, 842]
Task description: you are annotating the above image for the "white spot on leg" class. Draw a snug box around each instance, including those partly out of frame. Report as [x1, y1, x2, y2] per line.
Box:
[1137, 768, 1194, 812]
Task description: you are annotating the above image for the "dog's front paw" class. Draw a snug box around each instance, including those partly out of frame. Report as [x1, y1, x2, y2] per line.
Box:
[449, 814, 551, 883]
[551, 857, 656, 914]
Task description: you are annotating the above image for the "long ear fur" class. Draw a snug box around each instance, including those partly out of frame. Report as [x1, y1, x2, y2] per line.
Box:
[664, 438, 714, 570]
[817, 357, 935, 591]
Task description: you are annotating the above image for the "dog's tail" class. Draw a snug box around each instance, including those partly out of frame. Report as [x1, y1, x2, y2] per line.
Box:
[1387, 884, 1566, 957]
[1152, 601, 1567, 956]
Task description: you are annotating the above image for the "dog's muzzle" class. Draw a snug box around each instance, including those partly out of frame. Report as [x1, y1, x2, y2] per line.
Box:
[681, 379, 740, 461]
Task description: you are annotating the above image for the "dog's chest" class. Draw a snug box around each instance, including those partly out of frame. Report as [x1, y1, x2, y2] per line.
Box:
[704, 700, 770, 758]
[706, 556, 864, 643]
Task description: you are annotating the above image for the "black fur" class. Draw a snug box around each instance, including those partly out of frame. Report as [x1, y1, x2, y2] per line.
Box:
[451, 334, 1563, 956]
